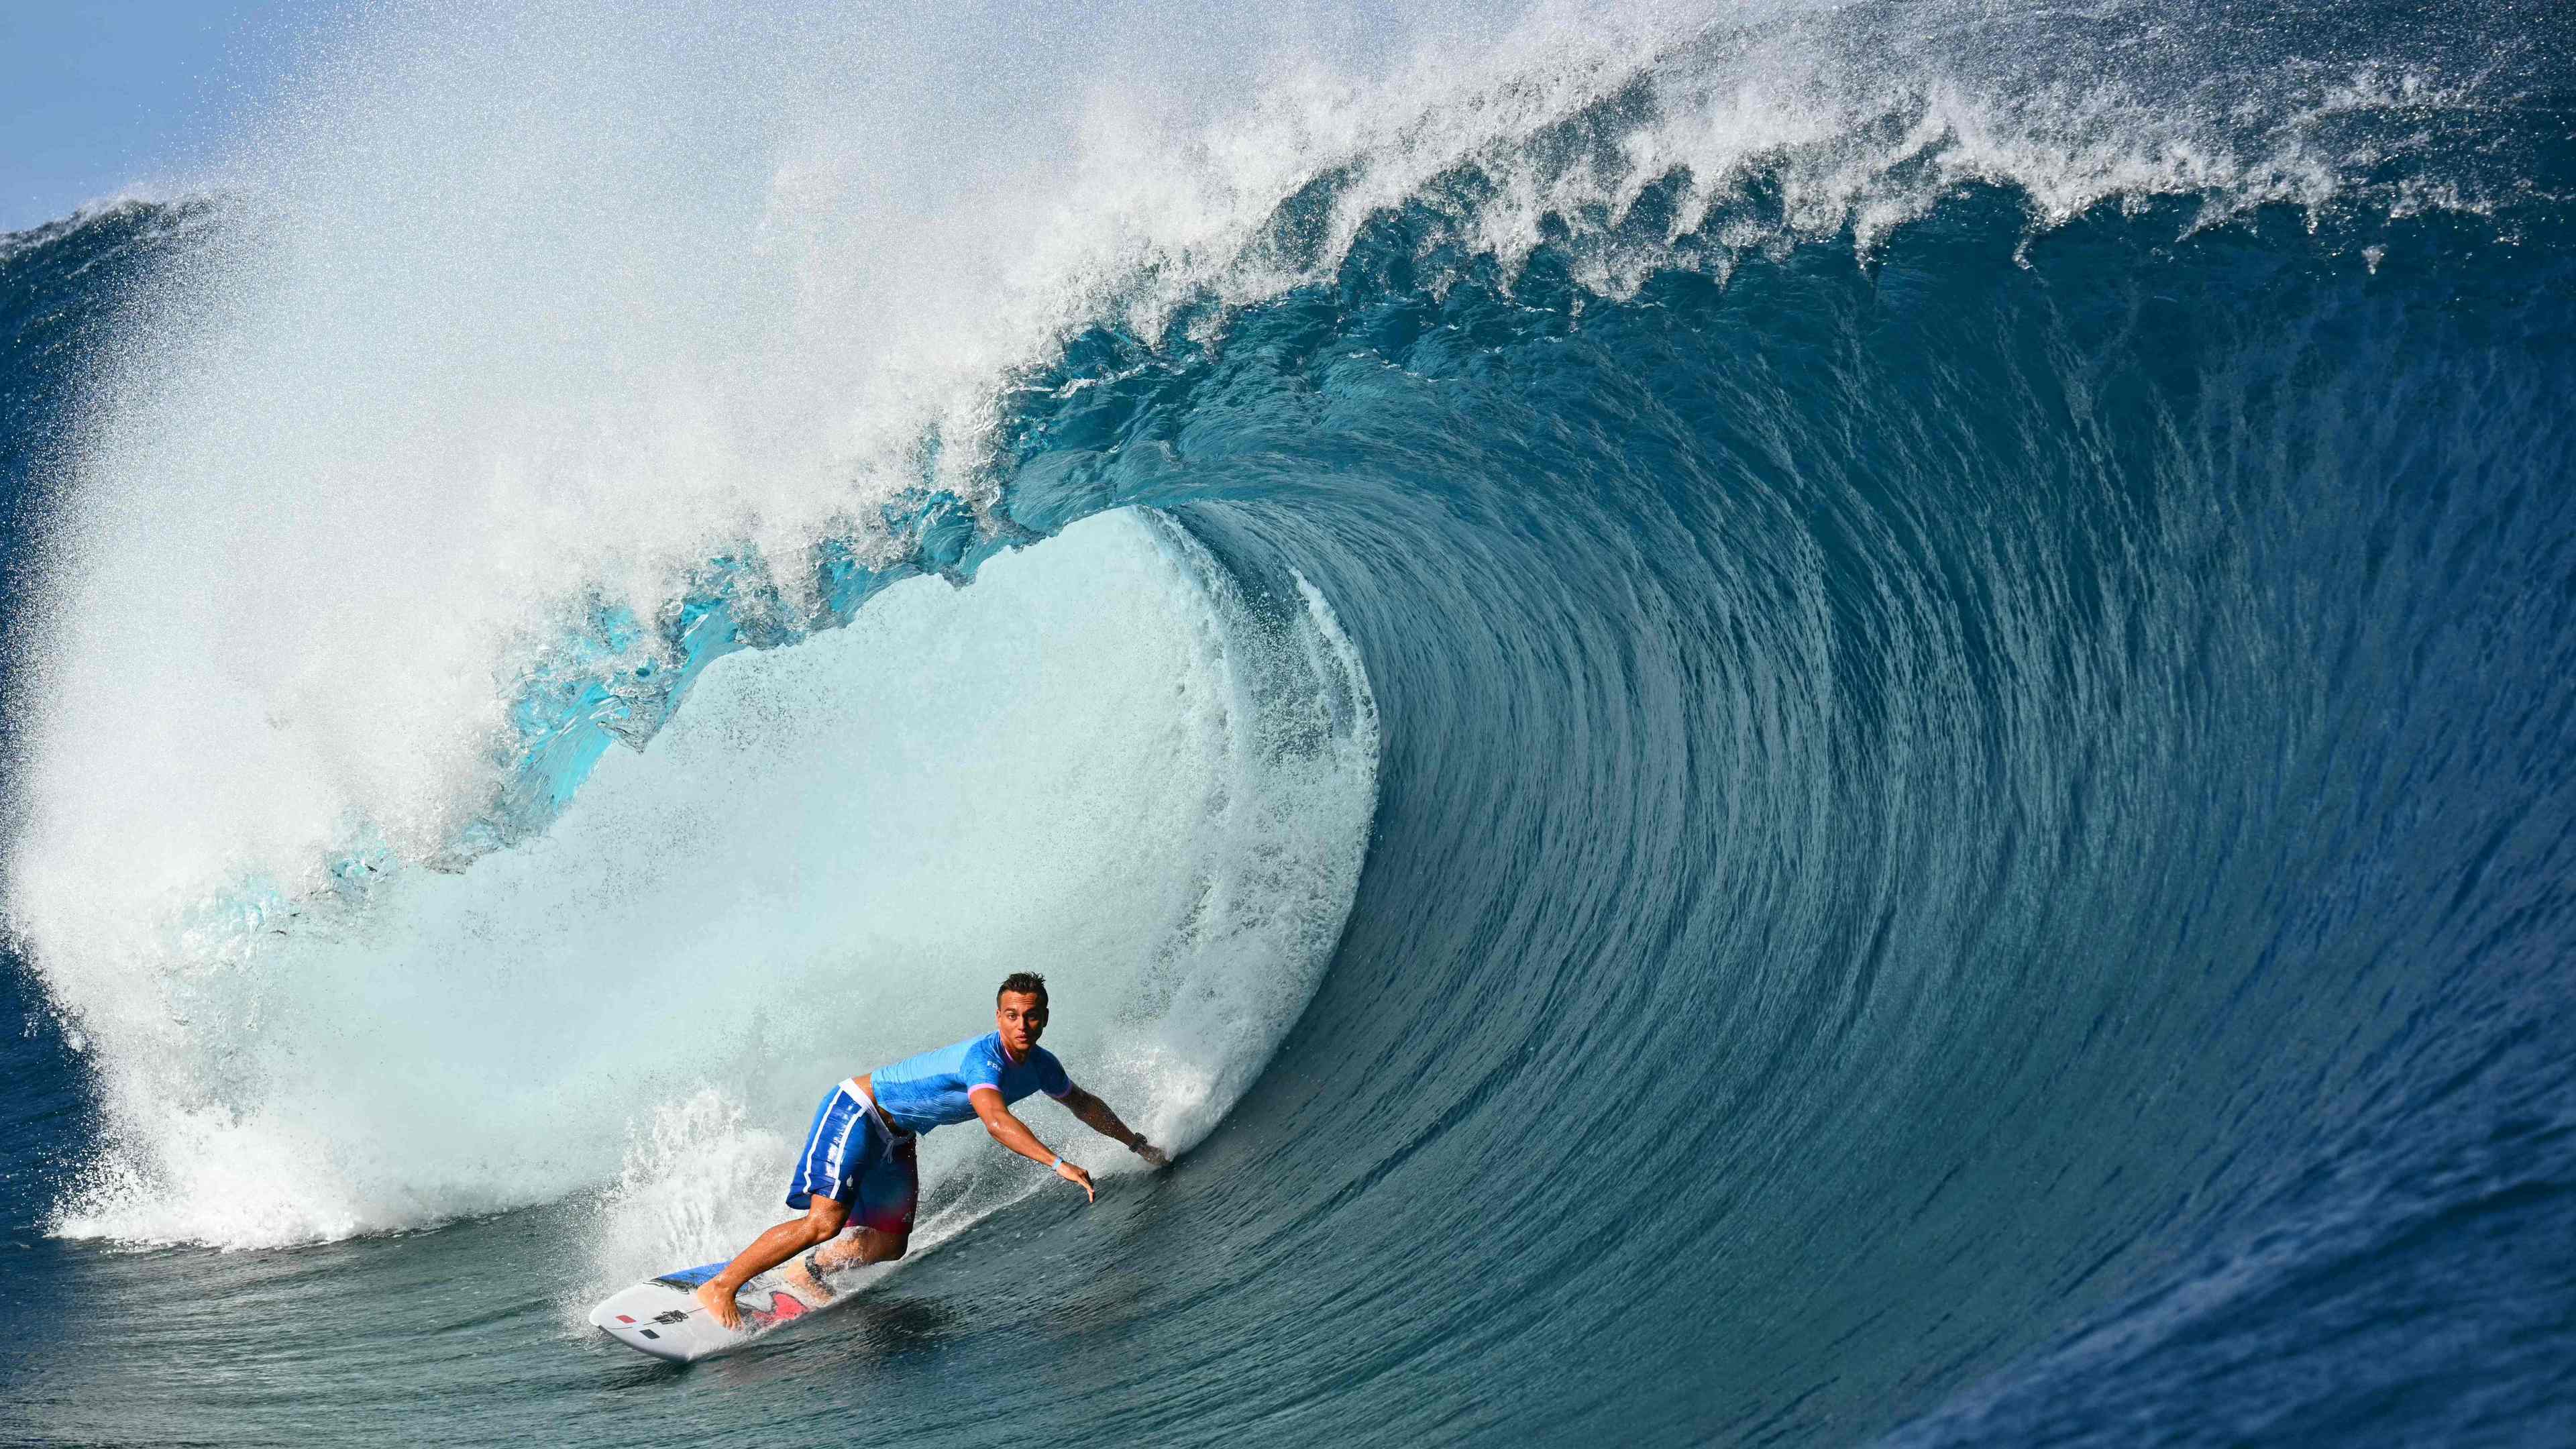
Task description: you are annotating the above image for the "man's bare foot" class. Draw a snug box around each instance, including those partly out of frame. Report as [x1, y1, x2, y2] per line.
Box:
[694, 1281, 744, 1330]
[779, 1252, 837, 1306]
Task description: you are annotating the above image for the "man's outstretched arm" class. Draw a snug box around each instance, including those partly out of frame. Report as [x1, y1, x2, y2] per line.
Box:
[1063, 1085, 1171, 1168]
[970, 1087, 1097, 1201]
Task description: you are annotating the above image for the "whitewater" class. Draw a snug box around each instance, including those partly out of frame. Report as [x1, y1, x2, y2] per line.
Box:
[4, 0, 2573, 1444]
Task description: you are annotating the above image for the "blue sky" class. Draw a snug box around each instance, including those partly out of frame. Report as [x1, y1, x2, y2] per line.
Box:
[2, 3, 325, 234]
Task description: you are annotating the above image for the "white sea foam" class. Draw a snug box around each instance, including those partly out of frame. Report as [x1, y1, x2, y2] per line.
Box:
[46, 511, 1375, 1250]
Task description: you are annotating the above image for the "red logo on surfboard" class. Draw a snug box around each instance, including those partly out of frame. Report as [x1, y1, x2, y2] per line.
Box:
[745, 1291, 808, 1328]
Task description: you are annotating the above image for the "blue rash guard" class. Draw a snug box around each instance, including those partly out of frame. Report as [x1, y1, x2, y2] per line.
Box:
[784, 1032, 1075, 1219]
[867, 1030, 1072, 1136]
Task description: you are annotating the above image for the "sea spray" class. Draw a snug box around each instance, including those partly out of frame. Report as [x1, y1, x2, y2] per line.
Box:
[46, 512, 1375, 1253]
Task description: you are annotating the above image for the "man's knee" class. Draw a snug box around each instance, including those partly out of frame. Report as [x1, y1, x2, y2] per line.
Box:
[802, 1202, 849, 1244]
[878, 1233, 909, 1262]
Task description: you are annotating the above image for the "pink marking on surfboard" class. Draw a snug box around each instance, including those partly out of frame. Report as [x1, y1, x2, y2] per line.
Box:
[744, 1290, 810, 1328]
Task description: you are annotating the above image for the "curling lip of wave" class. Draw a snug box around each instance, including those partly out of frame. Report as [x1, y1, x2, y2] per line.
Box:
[41, 0, 2520, 884]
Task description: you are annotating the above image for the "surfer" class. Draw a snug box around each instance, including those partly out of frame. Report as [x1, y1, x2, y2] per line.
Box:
[692, 971, 1169, 1329]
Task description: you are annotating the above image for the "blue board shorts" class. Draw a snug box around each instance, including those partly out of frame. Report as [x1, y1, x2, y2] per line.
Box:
[785, 1079, 919, 1235]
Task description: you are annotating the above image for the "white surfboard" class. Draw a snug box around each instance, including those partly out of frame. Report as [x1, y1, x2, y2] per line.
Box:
[588, 1260, 816, 1362]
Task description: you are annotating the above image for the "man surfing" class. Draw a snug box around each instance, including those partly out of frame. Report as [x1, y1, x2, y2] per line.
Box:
[692, 971, 1169, 1329]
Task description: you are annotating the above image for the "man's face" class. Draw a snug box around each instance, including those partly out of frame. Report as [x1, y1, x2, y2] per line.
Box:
[996, 990, 1048, 1056]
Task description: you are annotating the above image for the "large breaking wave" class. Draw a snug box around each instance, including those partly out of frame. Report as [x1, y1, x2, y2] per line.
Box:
[5, 1, 2572, 1443]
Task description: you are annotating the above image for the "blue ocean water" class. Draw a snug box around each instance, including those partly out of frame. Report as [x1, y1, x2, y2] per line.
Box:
[5, 3, 2575, 1444]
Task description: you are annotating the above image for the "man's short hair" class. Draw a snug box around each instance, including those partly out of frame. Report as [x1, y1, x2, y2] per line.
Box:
[997, 971, 1049, 1004]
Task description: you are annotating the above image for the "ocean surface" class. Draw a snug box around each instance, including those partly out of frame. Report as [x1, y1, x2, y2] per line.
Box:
[4, 2, 2573, 1444]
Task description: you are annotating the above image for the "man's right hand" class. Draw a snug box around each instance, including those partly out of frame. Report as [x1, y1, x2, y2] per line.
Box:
[1056, 1158, 1095, 1202]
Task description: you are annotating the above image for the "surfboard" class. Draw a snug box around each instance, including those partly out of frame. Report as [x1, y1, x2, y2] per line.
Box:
[588, 1261, 815, 1363]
